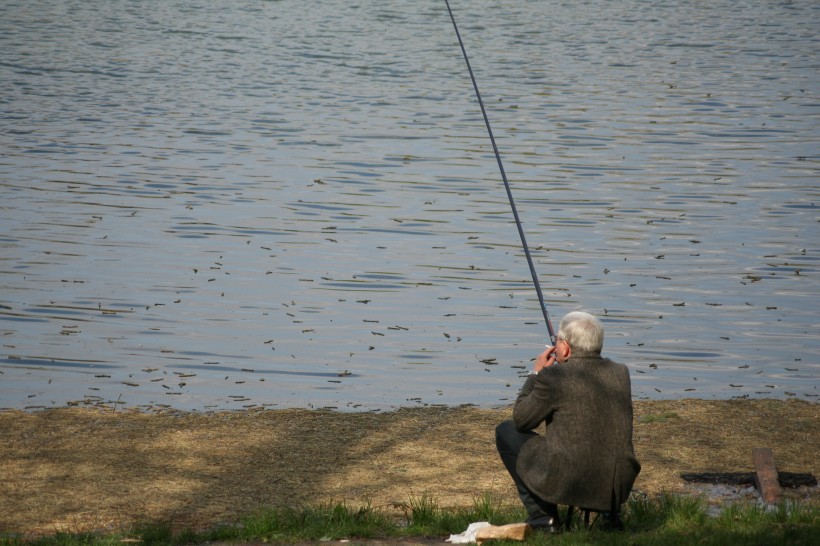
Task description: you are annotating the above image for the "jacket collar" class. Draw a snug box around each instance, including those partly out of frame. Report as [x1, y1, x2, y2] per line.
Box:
[567, 349, 602, 361]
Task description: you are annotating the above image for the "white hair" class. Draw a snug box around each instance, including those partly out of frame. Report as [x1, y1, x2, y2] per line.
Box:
[557, 311, 604, 352]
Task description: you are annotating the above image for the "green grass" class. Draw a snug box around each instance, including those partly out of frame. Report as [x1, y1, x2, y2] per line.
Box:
[2, 493, 818, 546]
[637, 411, 680, 424]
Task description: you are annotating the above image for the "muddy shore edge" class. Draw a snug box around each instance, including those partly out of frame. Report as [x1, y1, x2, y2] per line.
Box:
[1, 398, 817, 536]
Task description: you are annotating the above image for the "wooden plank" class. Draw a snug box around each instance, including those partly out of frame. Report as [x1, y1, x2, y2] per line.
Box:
[680, 471, 817, 488]
[752, 447, 783, 504]
[475, 522, 530, 545]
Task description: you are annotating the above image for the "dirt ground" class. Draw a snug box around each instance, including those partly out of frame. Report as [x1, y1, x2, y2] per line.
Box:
[0, 399, 817, 537]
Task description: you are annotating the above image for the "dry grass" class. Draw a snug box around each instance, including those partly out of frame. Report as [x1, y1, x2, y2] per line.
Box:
[0, 399, 817, 537]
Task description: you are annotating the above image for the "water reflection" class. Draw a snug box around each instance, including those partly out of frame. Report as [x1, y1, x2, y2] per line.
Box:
[1, 0, 818, 411]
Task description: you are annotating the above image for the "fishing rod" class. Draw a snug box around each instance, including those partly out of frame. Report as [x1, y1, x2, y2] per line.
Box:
[443, 0, 556, 346]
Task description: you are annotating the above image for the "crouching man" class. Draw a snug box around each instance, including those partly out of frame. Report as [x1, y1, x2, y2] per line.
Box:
[495, 311, 641, 531]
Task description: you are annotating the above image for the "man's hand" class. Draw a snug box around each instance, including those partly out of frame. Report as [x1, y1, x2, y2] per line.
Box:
[534, 346, 557, 372]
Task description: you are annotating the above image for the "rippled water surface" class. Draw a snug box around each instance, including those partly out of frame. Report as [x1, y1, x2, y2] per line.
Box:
[1, 0, 818, 411]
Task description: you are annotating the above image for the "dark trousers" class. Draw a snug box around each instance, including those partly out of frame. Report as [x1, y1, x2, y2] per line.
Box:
[495, 420, 560, 526]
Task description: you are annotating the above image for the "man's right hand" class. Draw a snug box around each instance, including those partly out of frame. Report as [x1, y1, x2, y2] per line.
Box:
[534, 346, 557, 372]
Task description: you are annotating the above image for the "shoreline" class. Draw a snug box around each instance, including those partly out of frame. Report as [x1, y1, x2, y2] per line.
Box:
[1, 398, 817, 536]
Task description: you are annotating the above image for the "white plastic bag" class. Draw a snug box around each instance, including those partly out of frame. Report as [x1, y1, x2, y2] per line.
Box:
[445, 521, 491, 544]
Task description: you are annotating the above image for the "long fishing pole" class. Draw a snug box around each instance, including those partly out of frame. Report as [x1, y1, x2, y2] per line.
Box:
[443, 0, 556, 345]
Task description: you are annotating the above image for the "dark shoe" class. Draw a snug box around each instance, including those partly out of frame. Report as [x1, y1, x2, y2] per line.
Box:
[596, 512, 624, 531]
[526, 514, 561, 533]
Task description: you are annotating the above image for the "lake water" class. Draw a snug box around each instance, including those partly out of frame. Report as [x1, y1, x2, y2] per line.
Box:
[1, 0, 818, 411]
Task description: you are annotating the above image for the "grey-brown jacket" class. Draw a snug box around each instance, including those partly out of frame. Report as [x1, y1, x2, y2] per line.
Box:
[513, 350, 640, 512]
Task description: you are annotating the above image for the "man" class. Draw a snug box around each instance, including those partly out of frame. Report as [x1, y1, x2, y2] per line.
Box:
[495, 311, 640, 531]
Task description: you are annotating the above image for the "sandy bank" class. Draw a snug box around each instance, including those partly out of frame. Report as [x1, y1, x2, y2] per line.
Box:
[0, 399, 817, 536]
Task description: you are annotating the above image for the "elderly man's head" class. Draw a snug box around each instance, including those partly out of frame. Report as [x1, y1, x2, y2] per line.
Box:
[557, 311, 604, 353]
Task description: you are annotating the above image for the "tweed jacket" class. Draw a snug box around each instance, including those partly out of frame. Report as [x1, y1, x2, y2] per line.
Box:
[513, 350, 640, 512]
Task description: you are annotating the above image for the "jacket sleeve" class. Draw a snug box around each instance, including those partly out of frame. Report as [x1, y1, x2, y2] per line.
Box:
[512, 371, 556, 432]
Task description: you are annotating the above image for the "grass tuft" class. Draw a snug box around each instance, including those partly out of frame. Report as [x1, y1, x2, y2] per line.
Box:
[407, 492, 439, 529]
[472, 491, 518, 523]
